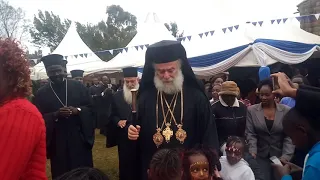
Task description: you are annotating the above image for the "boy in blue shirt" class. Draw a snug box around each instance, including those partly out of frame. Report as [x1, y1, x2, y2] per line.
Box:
[271, 73, 320, 180]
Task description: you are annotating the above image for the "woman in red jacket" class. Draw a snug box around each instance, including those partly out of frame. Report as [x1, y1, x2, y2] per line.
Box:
[0, 38, 47, 179]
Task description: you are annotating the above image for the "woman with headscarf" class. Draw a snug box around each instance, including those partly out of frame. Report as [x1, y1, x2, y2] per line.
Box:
[0, 38, 47, 179]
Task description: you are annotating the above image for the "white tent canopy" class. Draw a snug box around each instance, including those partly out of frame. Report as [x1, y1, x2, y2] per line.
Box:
[31, 22, 107, 80]
[91, 12, 176, 73]
[181, 18, 320, 76]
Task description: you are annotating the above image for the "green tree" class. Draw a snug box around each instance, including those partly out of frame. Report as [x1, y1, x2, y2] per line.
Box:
[30, 10, 71, 51]
[30, 5, 137, 61]
[165, 22, 184, 38]
[0, 0, 30, 40]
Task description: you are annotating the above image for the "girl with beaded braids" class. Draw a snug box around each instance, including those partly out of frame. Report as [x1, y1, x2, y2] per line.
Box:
[219, 136, 255, 180]
[0, 38, 47, 179]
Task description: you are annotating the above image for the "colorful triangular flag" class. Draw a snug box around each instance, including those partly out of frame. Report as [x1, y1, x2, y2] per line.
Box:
[139, 45, 144, 50]
[283, 18, 288, 23]
[234, 25, 239, 30]
[177, 37, 184, 42]
[296, 16, 302, 22]
[204, 32, 209, 36]
[277, 19, 282, 24]
[74, 54, 78, 58]
[315, 14, 320, 20]
[124, 47, 129, 52]
[252, 22, 257, 26]
[258, 21, 263, 26]
[79, 54, 83, 58]
[271, 20, 275, 24]
[186, 36, 192, 41]
[134, 46, 139, 51]
[109, 50, 113, 55]
[222, 28, 227, 33]
[145, 44, 149, 48]
[84, 53, 88, 58]
[199, 33, 204, 38]
[119, 49, 123, 53]
[228, 26, 233, 32]
[210, 30, 215, 35]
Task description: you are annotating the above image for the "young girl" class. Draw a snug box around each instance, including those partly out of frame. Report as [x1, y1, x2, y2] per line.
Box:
[183, 146, 222, 180]
[219, 136, 255, 180]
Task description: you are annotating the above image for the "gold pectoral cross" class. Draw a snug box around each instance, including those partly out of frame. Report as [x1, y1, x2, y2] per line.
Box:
[162, 123, 173, 143]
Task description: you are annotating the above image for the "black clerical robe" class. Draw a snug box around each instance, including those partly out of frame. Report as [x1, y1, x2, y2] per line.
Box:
[95, 84, 115, 135]
[134, 86, 219, 180]
[34, 80, 95, 179]
[89, 85, 101, 96]
[106, 90, 137, 180]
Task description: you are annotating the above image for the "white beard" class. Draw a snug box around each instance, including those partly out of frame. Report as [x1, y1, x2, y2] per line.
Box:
[123, 83, 139, 104]
[154, 69, 184, 94]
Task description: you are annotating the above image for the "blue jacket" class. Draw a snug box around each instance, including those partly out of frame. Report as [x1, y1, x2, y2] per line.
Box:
[282, 142, 320, 180]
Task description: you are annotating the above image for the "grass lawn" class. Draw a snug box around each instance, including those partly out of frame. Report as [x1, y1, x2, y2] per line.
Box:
[46, 130, 119, 180]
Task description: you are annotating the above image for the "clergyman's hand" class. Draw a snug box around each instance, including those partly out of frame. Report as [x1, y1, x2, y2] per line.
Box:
[68, 106, 79, 115]
[128, 125, 140, 140]
[118, 120, 127, 128]
[55, 107, 72, 118]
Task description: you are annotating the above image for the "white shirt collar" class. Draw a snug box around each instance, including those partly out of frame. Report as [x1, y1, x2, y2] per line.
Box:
[219, 96, 239, 107]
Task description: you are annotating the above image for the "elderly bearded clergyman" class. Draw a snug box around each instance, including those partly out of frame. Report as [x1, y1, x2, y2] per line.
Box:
[128, 40, 220, 180]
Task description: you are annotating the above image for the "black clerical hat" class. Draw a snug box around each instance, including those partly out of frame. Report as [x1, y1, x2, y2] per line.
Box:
[41, 54, 65, 69]
[123, 67, 138, 77]
[139, 40, 205, 97]
[62, 60, 67, 69]
[70, 70, 84, 78]
[145, 40, 186, 64]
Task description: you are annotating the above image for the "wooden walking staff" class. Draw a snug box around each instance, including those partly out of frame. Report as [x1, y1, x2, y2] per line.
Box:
[131, 89, 138, 125]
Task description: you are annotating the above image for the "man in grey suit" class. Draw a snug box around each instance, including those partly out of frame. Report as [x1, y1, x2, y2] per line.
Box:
[246, 79, 295, 180]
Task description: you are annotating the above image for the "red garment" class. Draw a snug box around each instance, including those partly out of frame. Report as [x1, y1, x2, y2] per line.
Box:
[0, 98, 47, 180]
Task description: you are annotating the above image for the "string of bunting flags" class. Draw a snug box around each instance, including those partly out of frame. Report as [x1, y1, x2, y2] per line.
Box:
[64, 12, 320, 60]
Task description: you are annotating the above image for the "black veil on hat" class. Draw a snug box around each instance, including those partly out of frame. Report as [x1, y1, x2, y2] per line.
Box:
[41, 54, 66, 69]
[123, 67, 138, 77]
[70, 70, 84, 78]
[139, 40, 204, 96]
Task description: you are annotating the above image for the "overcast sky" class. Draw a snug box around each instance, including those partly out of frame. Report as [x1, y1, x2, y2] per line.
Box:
[8, 0, 303, 51]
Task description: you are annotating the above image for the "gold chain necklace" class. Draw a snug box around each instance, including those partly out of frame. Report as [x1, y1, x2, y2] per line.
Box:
[161, 92, 178, 143]
[163, 89, 187, 144]
[153, 91, 177, 148]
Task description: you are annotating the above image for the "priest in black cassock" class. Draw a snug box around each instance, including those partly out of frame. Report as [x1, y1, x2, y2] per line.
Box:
[107, 67, 139, 180]
[128, 40, 220, 180]
[34, 54, 95, 179]
[70, 69, 84, 84]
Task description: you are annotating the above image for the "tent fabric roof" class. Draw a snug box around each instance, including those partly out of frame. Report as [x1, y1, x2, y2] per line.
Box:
[32, 22, 107, 80]
[90, 12, 176, 73]
[181, 20, 320, 76]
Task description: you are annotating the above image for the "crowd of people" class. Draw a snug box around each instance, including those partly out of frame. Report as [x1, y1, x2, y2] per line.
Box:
[1, 37, 320, 180]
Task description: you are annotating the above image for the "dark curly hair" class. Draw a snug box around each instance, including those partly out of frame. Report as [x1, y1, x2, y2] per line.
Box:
[149, 148, 183, 180]
[182, 145, 220, 180]
[54, 167, 109, 180]
[0, 38, 31, 99]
